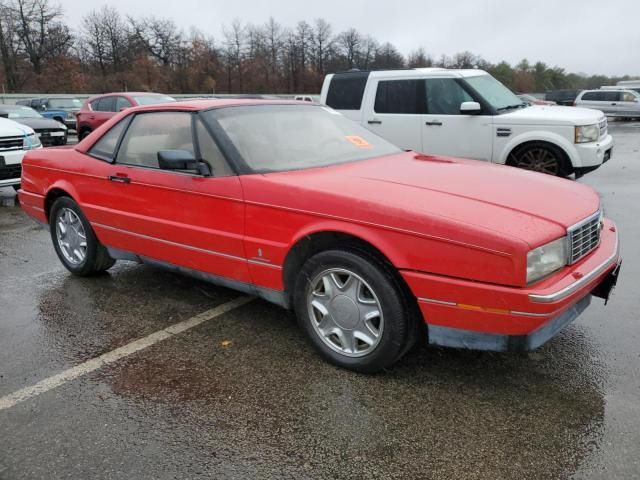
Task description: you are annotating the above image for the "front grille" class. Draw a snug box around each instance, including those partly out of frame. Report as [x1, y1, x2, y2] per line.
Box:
[567, 210, 602, 264]
[598, 118, 608, 138]
[0, 163, 21, 181]
[0, 136, 23, 151]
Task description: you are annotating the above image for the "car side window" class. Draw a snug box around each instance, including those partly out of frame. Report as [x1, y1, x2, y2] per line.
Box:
[603, 91, 620, 102]
[196, 120, 233, 177]
[88, 119, 129, 161]
[374, 80, 421, 114]
[582, 92, 598, 101]
[425, 78, 474, 115]
[115, 96, 132, 111]
[116, 112, 194, 169]
[621, 92, 637, 102]
[96, 97, 116, 112]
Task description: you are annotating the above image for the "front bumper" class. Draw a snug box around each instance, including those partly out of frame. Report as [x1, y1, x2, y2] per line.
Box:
[574, 134, 613, 168]
[402, 219, 621, 352]
[0, 150, 26, 187]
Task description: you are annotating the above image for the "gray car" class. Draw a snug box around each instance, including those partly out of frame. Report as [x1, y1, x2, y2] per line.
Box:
[574, 89, 640, 119]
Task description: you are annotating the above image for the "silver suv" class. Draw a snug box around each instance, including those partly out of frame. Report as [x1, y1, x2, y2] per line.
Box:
[574, 89, 640, 119]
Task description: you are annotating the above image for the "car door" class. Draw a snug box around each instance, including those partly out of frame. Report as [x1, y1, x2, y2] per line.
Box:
[422, 77, 493, 161]
[84, 111, 250, 285]
[618, 91, 640, 117]
[599, 91, 621, 115]
[90, 96, 117, 128]
[361, 77, 423, 152]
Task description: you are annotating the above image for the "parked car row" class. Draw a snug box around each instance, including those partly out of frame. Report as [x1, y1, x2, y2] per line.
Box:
[16, 97, 80, 129]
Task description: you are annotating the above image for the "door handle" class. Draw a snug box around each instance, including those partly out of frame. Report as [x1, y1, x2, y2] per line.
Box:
[425, 121, 443, 126]
[367, 119, 382, 124]
[611, 103, 617, 106]
[108, 174, 130, 184]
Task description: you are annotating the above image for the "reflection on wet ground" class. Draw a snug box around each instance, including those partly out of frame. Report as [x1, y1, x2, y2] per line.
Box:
[0, 123, 639, 479]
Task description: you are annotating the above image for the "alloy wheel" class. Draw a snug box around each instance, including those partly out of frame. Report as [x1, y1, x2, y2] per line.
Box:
[307, 268, 384, 357]
[512, 147, 560, 175]
[55, 207, 87, 265]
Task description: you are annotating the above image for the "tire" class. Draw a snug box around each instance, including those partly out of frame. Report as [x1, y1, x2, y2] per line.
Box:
[12, 184, 20, 191]
[79, 128, 92, 140]
[49, 197, 115, 276]
[508, 142, 571, 177]
[293, 249, 417, 373]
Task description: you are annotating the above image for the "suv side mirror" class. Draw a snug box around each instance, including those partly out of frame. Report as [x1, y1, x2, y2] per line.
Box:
[40, 105, 47, 111]
[157, 150, 211, 176]
[460, 101, 481, 114]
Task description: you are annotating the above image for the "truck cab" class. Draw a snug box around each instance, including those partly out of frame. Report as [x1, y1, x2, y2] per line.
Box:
[320, 69, 613, 177]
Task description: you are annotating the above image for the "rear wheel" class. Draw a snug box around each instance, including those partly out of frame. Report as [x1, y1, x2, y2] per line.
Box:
[293, 249, 417, 373]
[508, 143, 571, 177]
[79, 128, 92, 140]
[50, 197, 115, 276]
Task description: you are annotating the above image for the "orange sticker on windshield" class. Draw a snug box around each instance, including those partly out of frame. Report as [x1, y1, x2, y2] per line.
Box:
[345, 135, 372, 148]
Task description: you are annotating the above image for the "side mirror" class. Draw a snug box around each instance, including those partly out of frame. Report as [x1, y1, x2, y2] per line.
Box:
[157, 150, 211, 176]
[460, 101, 482, 114]
[40, 105, 47, 111]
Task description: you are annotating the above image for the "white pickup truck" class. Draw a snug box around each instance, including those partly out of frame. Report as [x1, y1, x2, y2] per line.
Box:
[0, 116, 41, 190]
[320, 68, 613, 177]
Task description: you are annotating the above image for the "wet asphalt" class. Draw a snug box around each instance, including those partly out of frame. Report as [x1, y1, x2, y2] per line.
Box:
[0, 124, 639, 480]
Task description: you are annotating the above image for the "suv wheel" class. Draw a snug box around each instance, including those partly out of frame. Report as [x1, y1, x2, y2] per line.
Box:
[50, 197, 115, 276]
[293, 249, 417, 373]
[79, 128, 92, 140]
[508, 143, 570, 177]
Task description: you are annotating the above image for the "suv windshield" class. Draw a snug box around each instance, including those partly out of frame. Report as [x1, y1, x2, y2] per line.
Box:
[465, 74, 525, 112]
[49, 98, 82, 109]
[132, 95, 176, 105]
[203, 104, 401, 173]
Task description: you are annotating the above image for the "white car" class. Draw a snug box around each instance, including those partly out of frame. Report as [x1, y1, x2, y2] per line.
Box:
[575, 89, 640, 119]
[0, 116, 41, 190]
[320, 68, 613, 177]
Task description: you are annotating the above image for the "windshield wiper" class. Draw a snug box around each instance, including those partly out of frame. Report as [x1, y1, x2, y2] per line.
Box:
[497, 103, 527, 112]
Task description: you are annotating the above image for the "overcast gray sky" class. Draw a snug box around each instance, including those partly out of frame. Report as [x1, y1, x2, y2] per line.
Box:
[58, 0, 640, 76]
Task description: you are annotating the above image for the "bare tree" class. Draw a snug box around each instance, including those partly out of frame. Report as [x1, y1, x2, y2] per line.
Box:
[222, 19, 246, 92]
[129, 16, 182, 66]
[311, 18, 332, 77]
[336, 28, 361, 70]
[407, 47, 433, 68]
[0, 1, 21, 90]
[13, 0, 72, 75]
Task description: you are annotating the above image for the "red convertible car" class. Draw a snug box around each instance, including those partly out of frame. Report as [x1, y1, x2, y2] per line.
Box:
[18, 100, 621, 372]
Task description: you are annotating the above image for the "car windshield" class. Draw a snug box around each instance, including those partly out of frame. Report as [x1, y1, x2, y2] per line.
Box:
[2, 107, 42, 119]
[465, 74, 525, 112]
[49, 98, 82, 108]
[132, 95, 176, 105]
[203, 104, 401, 173]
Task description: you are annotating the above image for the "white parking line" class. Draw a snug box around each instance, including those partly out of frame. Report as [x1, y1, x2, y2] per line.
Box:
[0, 296, 254, 411]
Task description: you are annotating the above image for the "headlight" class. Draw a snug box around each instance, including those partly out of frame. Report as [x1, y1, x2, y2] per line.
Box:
[527, 236, 568, 284]
[23, 132, 41, 149]
[57, 122, 67, 130]
[575, 124, 599, 143]
[66, 112, 75, 119]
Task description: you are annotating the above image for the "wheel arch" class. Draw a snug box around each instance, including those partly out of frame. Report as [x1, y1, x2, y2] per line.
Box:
[499, 132, 579, 170]
[44, 183, 79, 221]
[281, 228, 416, 309]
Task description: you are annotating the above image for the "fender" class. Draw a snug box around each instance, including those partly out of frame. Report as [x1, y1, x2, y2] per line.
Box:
[497, 130, 580, 168]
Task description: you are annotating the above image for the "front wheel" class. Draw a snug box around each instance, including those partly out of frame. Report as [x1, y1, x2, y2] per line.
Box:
[508, 143, 571, 177]
[293, 249, 417, 373]
[50, 197, 115, 276]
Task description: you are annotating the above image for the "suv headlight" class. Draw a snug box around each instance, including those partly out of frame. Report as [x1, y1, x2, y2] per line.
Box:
[527, 236, 568, 284]
[23, 132, 41, 150]
[575, 124, 599, 143]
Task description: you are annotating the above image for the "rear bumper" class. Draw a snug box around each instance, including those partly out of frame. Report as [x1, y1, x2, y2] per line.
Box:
[401, 219, 620, 351]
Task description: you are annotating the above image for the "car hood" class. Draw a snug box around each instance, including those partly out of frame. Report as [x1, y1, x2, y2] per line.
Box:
[0, 116, 35, 136]
[11, 117, 65, 130]
[247, 152, 600, 250]
[498, 105, 605, 126]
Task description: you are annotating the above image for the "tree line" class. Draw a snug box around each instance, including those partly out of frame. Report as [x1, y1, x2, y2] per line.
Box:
[0, 0, 635, 95]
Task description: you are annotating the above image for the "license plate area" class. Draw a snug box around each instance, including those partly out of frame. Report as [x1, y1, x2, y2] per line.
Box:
[592, 261, 621, 304]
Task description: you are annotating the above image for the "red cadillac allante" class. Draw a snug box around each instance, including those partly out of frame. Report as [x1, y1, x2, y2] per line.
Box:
[18, 100, 621, 372]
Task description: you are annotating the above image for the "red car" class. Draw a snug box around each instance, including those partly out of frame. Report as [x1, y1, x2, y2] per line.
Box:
[76, 92, 175, 140]
[18, 100, 621, 372]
